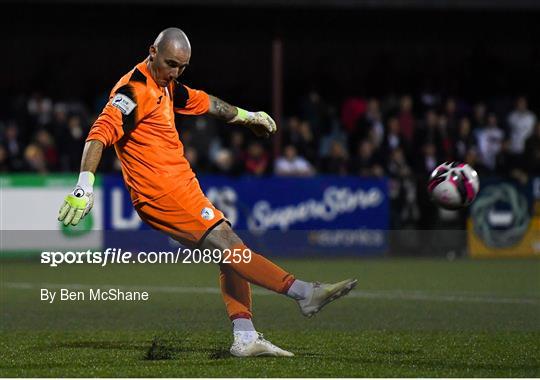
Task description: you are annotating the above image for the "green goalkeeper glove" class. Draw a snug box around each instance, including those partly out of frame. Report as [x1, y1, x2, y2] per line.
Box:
[58, 172, 95, 226]
[230, 107, 277, 138]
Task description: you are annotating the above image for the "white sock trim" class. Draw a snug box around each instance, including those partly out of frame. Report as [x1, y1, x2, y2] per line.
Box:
[232, 318, 255, 333]
[287, 279, 312, 301]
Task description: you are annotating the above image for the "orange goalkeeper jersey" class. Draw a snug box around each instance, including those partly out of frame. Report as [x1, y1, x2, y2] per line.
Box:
[87, 59, 210, 205]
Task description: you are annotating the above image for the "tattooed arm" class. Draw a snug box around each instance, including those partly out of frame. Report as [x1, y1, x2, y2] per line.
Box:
[207, 95, 277, 138]
[208, 95, 238, 121]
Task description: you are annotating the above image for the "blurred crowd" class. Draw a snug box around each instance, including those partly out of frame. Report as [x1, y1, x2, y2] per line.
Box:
[2, 91, 539, 227]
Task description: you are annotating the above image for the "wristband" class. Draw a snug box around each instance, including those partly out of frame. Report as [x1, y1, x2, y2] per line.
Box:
[77, 171, 95, 191]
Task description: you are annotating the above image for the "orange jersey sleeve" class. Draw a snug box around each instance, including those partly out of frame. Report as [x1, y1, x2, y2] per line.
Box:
[88, 77, 149, 147]
[173, 83, 210, 116]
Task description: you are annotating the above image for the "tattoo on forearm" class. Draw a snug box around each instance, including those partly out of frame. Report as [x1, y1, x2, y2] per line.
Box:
[208, 95, 237, 121]
[80, 140, 104, 173]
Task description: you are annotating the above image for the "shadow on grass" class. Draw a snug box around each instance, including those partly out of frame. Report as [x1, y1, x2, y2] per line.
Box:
[44, 336, 217, 360]
[208, 349, 231, 359]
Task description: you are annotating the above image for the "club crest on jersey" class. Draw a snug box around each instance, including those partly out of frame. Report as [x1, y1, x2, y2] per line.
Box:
[201, 207, 215, 221]
[111, 93, 137, 115]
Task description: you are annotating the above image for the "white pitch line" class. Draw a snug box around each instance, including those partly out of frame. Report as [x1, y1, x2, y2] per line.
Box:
[346, 290, 540, 305]
[3, 282, 539, 305]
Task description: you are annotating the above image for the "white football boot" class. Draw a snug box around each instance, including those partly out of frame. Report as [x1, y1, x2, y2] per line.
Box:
[298, 278, 358, 317]
[230, 332, 294, 357]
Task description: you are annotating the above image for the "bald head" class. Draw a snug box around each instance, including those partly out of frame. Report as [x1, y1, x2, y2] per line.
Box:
[153, 27, 191, 53]
[148, 27, 191, 87]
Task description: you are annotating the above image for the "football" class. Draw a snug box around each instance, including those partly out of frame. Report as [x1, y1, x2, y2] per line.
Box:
[428, 162, 480, 210]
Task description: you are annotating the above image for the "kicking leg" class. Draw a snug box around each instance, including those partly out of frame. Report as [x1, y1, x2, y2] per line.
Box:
[201, 222, 295, 294]
[202, 222, 358, 317]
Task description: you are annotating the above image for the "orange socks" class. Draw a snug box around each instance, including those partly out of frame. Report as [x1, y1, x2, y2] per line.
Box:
[219, 264, 252, 320]
[223, 244, 295, 294]
[219, 244, 295, 320]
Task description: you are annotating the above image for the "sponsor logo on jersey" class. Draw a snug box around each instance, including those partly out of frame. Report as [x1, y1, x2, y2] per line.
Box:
[111, 93, 137, 115]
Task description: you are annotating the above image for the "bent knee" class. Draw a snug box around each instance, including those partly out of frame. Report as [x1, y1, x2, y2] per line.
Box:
[200, 221, 243, 251]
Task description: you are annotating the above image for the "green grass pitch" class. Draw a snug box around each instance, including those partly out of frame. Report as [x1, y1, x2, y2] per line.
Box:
[1, 258, 539, 377]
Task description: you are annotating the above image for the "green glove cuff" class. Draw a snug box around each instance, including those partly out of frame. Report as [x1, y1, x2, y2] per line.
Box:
[230, 107, 252, 124]
[236, 107, 249, 121]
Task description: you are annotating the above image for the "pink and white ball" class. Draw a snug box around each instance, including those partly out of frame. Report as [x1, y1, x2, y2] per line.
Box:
[428, 162, 480, 210]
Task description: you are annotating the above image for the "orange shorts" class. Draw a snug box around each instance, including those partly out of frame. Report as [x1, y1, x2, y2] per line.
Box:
[135, 177, 226, 247]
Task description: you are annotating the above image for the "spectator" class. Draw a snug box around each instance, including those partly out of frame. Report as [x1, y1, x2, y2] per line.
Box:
[34, 129, 59, 171]
[244, 142, 269, 176]
[349, 139, 383, 177]
[437, 115, 453, 161]
[415, 142, 439, 229]
[398, 95, 415, 145]
[464, 147, 480, 170]
[414, 109, 443, 164]
[49, 103, 69, 142]
[274, 145, 314, 177]
[475, 113, 504, 172]
[454, 117, 475, 162]
[184, 116, 218, 171]
[319, 118, 348, 159]
[381, 116, 407, 159]
[282, 116, 301, 146]
[297, 121, 318, 163]
[212, 148, 242, 176]
[228, 130, 246, 167]
[416, 143, 440, 178]
[0, 145, 9, 172]
[300, 90, 327, 135]
[524, 121, 540, 175]
[365, 99, 385, 149]
[443, 97, 459, 134]
[283, 118, 318, 164]
[59, 115, 86, 171]
[472, 102, 487, 129]
[321, 140, 349, 175]
[386, 147, 412, 179]
[507, 96, 536, 155]
[341, 96, 366, 133]
[352, 98, 384, 153]
[3, 122, 25, 171]
[420, 89, 440, 111]
[27, 92, 53, 128]
[23, 144, 47, 174]
[386, 147, 417, 228]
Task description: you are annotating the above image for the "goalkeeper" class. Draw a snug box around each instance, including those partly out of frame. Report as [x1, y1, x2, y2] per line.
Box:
[58, 27, 356, 357]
